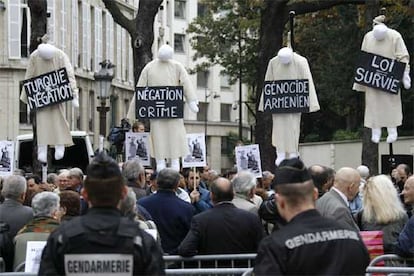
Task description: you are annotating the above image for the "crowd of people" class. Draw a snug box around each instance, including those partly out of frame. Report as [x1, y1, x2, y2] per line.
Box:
[0, 152, 413, 274]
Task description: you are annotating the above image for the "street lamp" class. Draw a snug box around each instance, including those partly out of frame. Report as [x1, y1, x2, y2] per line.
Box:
[94, 60, 115, 137]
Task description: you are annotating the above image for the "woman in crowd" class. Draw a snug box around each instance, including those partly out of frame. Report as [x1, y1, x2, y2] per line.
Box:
[356, 174, 408, 253]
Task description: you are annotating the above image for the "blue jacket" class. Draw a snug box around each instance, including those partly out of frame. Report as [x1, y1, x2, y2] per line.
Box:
[186, 187, 213, 214]
[138, 190, 195, 254]
[395, 215, 414, 257]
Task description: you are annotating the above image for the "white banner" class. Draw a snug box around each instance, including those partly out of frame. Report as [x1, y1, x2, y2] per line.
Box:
[235, 144, 262, 178]
[182, 133, 206, 168]
[0, 141, 14, 176]
[124, 132, 151, 166]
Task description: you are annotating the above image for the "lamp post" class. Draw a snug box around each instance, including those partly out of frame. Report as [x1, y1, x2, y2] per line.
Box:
[94, 60, 115, 138]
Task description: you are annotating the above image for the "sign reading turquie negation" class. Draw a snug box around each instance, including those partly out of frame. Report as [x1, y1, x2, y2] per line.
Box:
[263, 79, 310, 113]
[23, 68, 73, 110]
[135, 86, 184, 119]
[354, 51, 406, 94]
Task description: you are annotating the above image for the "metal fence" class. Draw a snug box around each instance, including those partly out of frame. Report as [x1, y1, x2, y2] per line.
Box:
[3, 253, 414, 275]
[164, 254, 256, 275]
[365, 254, 414, 276]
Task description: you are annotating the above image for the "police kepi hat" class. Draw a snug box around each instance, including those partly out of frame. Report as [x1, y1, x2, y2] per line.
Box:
[274, 158, 311, 185]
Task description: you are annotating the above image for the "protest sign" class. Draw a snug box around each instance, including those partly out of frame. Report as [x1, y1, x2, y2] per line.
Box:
[235, 144, 262, 178]
[182, 133, 206, 168]
[25, 241, 47, 273]
[135, 86, 184, 119]
[263, 79, 310, 113]
[354, 51, 406, 94]
[0, 141, 13, 176]
[22, 68, 73, 110]
[125, 132, 151, 166]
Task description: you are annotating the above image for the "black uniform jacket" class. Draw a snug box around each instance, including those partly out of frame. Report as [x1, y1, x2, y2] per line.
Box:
[254, 209, 370, 275]
[38, 207, 165, 275]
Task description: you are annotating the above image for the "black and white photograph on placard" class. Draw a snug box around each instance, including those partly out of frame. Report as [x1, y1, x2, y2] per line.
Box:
[235, 144, 262, 178]
[125, 132, 151, 166]
[182, 133, 206, 168]
[0, 141, 14, 176]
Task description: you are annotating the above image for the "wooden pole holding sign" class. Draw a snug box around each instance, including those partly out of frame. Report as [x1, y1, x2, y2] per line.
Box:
[193, 167, 197, 191]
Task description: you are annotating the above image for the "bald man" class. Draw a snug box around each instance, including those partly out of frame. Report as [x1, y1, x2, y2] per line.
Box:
[316, 167, 360, 230]
[177, 177, 264, 256]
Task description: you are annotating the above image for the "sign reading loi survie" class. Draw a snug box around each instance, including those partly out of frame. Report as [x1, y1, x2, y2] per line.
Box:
[23, 68, 73, 110]
[135, 86, 184, 119]
[263, 79, 310, 113]
[354, 51, 406, 94]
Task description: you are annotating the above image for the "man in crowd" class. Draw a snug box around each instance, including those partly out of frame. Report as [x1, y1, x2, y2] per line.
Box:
[231, 171, 262, 215]
[139, 168, 194, 254]
[39, 153, 164, 275]
[254, 158, 370, 275]
[395, 175, 414, 256]
[0, 175, 33, 238]
[122, 159, 147, 200]
[393, 163, 413, 217]
[308, 165, 331, 197]
[185, 169, 212, 213]
[177, 177, 264, 256]
[316, 167, 361, 230]
[14, 191, 61, 270]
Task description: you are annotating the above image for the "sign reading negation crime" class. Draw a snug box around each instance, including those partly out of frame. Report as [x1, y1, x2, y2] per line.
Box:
[263, 80, 310, 113]
[354, 51, 406, 94]
[135, 86, 184, 119]
[22, 68, 73, 110]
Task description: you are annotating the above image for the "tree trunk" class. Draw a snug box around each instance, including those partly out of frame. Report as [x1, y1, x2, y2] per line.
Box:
[103, 0, 162, 129]
[28, 0, 47, 176]
[102, 0, 162, 84]
[361, 0, 380, 175]
[255, 1, 289, 171]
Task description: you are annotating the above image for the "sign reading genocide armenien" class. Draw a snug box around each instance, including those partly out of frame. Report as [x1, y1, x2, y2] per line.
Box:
[135, 86, 184, 119]
[354, 51, 406, 94]
[263, 79, 310, 113]
[22, 68, 73, 110]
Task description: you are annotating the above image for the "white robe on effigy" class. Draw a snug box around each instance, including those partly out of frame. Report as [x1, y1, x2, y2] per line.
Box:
[259, 53, 319, 153]
[20, 45, 77, 147]
[353, 28, 410, 128]
[127, 59, 197, 160]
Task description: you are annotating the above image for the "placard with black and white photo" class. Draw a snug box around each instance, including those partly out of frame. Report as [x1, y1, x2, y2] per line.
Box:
[125, 132, 151, 166]
[0, 141, 14, 176]
[235, 144, 262, 178]
[182, 133, 206, 168]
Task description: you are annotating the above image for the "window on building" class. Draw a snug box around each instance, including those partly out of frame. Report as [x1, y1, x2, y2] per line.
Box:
[197, 3, 207, 16]
[75, 88, 82, 130]
[8, 0, 30, 59]
[89, 91, 95, 132]
[221, 136, 230, 155]
[174, 34, 185, 53]
[19, 101, 30, 125]
[197, 102, 208, 122]
[124, 99, 130, 119]
[20, 4, 29, 58]
[110, 95, 118, 128]
[174, 0, 186, 19]
[220, 104, 231, 122]
[220, 73, 231, 89]
[197, 71, 208, 88]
